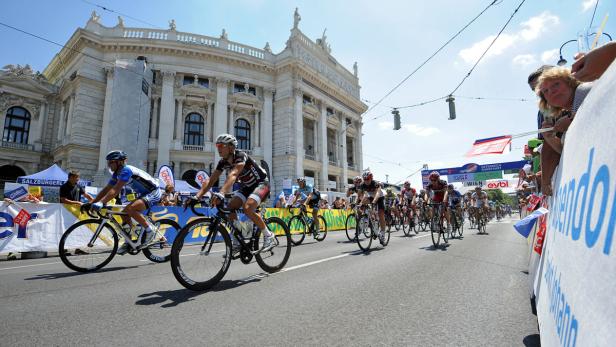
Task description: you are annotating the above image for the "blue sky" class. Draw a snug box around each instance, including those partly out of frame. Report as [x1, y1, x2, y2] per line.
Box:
[1, 0, 614, 187]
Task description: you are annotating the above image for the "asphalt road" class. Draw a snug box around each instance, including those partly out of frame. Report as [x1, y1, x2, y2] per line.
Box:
[0, 216, 540, 346]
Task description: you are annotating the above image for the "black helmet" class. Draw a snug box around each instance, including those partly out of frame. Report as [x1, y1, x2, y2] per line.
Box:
[106, 150, 127, 161]
[447, 184, 454, 190]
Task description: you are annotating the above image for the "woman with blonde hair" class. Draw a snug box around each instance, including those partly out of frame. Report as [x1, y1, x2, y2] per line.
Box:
[535, 67, 592, 195]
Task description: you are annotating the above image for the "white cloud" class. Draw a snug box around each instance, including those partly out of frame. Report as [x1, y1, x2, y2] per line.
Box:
[458, 12, 560, 64]
[541, 49, 559, 64]
[582, 0, 596, 12]
[378, 121, 393, 130]
[403, 124, 440, 137]
[512, 54, 537, 67]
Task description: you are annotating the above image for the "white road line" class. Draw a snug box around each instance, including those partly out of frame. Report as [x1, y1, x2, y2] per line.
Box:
[0, 261, 64, 271]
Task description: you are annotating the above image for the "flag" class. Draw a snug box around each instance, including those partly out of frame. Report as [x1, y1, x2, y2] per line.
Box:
[195, 170, 209, 187]
[157, 165, 174, 188]
[514, 207, 548, 238]
[13, 208, 32, 228]
[466, 135, 512, 157]
[527, 194, 541, 211]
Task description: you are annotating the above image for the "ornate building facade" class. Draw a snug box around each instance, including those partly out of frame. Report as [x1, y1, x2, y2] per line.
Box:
[0, 9, 367, 194]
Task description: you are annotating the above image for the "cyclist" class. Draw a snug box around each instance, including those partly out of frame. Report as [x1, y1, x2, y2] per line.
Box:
[189, 134, 275, 254]
[81, 150, 163, 255]
[384, 187, 398, 224]
[346, 176, 363, 206]
[289, 177, 321, 235]
[357, 170, 387, 245]
[400, 181, 417, 225]
[471, 186, 489, 224]
[446, 184, 463, 228]
[424, 171, 450, 234]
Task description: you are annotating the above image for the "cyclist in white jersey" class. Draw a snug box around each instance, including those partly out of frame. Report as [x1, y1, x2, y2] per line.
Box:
[82, 150, 163, 254]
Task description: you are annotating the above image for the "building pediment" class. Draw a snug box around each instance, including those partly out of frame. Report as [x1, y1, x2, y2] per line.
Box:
[0, 74, 57, 98]
[229, 92, 263, 110]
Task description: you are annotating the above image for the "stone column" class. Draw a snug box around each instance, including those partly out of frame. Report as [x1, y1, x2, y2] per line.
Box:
[207, 102, 214, 141]
[31, 102, 46, 147]
[228, 107, 234, 135]
[319, 104, 328, 191]
[312, 119, 317, 158]
[339, 114, 348, 190]
[56, 102, 65, 141]
[157, 70, 175, 166]
[175, 97, 184, 141]
[262, 88, 273, 167]
[214, 78, 229, 163]
[358, 121, 364, 171]
[150, 97, 159, 139]
[254, 110, 260, 149]
[97, 68, 115, 170]
[294, 88, 304, 178]
[65, 94, 75, 138]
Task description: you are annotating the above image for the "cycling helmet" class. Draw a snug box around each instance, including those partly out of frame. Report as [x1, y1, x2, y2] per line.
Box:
[447, 184, 454, 189]
[404, 181, 410, 187]
[420, 189, 425, 194]
[386, 187, 393, 194]
[215, 133, 238, 147]
[362, 171, 373, 180]
[106, 150, 127, 161]
[297, 177, 306, 183]
[429, 171, 440, 180]
[353, 176, 362, 185]
[474, 186, 482, 190]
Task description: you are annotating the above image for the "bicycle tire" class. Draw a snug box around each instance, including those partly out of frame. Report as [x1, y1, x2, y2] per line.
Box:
[288, 215, 307, 246]
[393, 214, 401, 231]
[430, 216, 441, 248]
[255, 217, 292, 273]
[459, 215, 464, 237]
[412, 214, 419, 235]
[142, 218, 181, 263]
[312, 215, 328, 241]
[59, 219, 118, 273]
[381, 225, 391, 246]
[170, 218, 232, 291]
[356, 216, 372, 252]
[345, 213, 357, 241]
[403, 213, 413, 237]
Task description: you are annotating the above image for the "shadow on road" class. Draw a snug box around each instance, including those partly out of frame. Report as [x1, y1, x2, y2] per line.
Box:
[523, 334, 541, 346]
[136, 274, 266, 308]
[343, 247, 385, 256]
[24, 266, 140, 280]
[472, 232, 491, 236]
[419, 244, 450, 251]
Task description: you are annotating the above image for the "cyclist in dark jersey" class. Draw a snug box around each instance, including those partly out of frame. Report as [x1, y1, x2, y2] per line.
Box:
[346, 176, 363, 206]
[358, 170, 387, 245]
[191, 134, 275, 252]
[81, 150, 164, 254]
[425, 171, 450, 234]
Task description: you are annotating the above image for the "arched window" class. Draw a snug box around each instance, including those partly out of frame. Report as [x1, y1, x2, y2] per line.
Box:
[234, 118, 251, 150]
[184, 113, 204, 146]
[3, 107, 31, 144]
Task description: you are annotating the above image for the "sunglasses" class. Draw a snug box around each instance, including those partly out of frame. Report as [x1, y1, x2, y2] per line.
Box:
[215, 143, 226, 148]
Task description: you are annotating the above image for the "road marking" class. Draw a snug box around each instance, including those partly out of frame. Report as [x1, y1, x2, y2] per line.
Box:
[0, 261, 64, 271]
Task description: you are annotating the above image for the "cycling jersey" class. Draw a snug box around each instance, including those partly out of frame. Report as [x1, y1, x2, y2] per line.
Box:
[426, 179, 448, 203]
[471, 191, 488, 208]
[215, 150, 267, 186]
[401, 187, 416, 202]
[295, 184, 320, 207]
[360, 180, 383, 197]
[448, 189, 463, 206]
[108, 165, 159, 195]
[384, 192, 397, 208]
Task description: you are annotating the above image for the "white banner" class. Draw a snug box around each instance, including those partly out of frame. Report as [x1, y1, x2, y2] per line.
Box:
[535, 63, 616, 346]
[0, 202, 78, 253]
[157, 165, 174, 188]
[195, 170, 209, 188]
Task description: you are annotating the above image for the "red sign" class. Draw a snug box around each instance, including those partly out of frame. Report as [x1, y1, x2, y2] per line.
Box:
[466, 136, 512, 157]
[533, 198, 549, 255]
[527, 194, 541, 211]
[486, 180, 509, 189]
[14, 209, 31, 228]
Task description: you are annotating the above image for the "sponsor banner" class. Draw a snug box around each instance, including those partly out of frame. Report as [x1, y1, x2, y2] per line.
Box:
[463, 181, 484, 187]
[483, 179, 517, 190]
[421, 160, 527, 176]
[534, 62, 616, 346]
[4, 186, 29, 201]
[157, 165, 174, 188]
[474, 171, 503, 181]
[466, 135, 512, 157]
[0, 202, 353, 253]
[448, 173, 475, 183]
[195, 171, 209, 188]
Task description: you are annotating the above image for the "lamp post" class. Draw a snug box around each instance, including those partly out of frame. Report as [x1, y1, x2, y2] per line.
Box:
[557, 32, 612, 66]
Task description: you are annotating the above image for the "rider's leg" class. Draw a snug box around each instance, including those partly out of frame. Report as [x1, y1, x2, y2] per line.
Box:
[123, 199, 149, 229]
[311, 206, 319, 232]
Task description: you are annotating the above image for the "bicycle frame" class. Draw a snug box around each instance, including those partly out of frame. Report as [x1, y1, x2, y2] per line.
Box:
[87, 208, 151, 250]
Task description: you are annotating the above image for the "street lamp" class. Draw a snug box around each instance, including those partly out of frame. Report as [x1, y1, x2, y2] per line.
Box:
[557, 32, 613, 66]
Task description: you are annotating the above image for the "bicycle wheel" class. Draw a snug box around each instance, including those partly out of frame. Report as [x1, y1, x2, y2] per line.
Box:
[255, 217, 292, 273]
[458, 214, 464, 237]
[287, 215, 307, 246]
[442, 220, 449, 244]
[386, 212, 393, 232]
[345, 213, 357, 241]
[142, 218, 181, 263]
[312, 215, 328, 241]
[450, 213, 458, 239]
[381, 225, 391, 246]
[170, 218, 231, 291]
[430, 216, 441, 248]
[403, 213, 413, 237]
[59, 219, 119, 272]
[356, 216, 373, 252]
[393, 213, 401, 231]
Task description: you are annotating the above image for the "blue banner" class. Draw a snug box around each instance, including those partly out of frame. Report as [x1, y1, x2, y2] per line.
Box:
[4, 186, 29, 201]
[422, 160, 529, 176]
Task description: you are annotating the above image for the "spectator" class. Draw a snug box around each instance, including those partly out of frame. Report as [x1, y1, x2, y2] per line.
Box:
[60, 170, 93, 206]
[333, 197, 342, 209]
[572, 41, 616, 82]
[528, 65, 554, 140]
[535, 67, 593, 195]
[274, 191, 287, 208]
[160, 184, 178, 206]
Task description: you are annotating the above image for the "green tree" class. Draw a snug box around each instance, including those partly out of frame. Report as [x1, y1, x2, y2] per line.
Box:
[486, 189, 515, 206]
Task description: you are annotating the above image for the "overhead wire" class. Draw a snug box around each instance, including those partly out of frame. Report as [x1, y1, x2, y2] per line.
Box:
[362, 0, 502, 117]
[588, 0, 600, 30]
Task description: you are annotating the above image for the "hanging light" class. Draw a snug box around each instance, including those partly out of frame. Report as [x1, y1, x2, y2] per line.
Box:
[446, 95, 456, 120]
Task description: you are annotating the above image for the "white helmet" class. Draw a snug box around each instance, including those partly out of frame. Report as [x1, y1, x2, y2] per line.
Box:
[215, 133, 238, 147]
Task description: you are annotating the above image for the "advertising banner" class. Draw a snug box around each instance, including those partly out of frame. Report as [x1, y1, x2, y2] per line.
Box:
[534, 62, 616, 346]
[157, 165, 174, 188]
[422, 160, 528, 177]
[195, 171, 209, 187]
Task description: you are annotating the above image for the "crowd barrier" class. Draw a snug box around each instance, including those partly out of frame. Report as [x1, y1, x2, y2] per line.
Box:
[525, 62, 616, 346]
[0, 203, 353, 254]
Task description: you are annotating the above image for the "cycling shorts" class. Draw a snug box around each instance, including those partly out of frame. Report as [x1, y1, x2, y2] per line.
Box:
[138, 187, 163, 209]
[234, 180, 270, 205]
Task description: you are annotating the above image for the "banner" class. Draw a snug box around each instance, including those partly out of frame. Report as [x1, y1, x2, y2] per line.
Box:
[474, 171, 503, 181]
[4, 186, 29, 201]
[448, 173, 475, 183]
[534, 61, 616, 346]
[157, 165, 174, 188]
[195, 170, 209, 188]
[0, 203, 353, 253]
[422, 160, 528, 177]
[466, 135, 512, 157]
